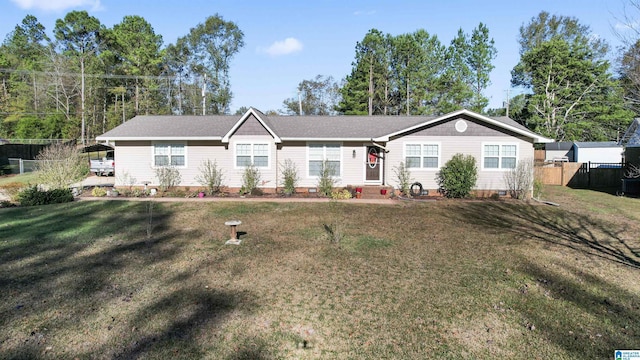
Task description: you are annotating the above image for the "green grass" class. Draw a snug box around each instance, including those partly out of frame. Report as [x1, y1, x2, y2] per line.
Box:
[0, 187, 639, 358]
[0, 172, 39, 186]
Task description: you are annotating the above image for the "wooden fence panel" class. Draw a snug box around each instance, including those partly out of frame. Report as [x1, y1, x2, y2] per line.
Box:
[537, 165, 562, 185]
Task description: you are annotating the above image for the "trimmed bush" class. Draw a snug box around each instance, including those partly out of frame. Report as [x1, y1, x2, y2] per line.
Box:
[330, 189, 352, 200]
[91, 187, 107, 197]
[436, 153, 478, 198]
[17, 186, 74, 206]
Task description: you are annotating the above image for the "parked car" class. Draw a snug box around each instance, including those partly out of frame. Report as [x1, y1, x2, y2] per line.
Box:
[90, 151, 114, 176]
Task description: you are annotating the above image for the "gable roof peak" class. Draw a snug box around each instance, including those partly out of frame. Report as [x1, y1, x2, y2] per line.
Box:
[222, 107, 281, 143]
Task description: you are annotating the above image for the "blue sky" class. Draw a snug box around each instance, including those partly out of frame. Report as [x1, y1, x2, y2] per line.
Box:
[0, 0, 630, 113]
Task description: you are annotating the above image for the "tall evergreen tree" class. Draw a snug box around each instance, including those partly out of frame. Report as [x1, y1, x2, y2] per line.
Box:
[512, 12, 632, 141]
[437, 29, 473, 114]
[467, 23, 496, 113]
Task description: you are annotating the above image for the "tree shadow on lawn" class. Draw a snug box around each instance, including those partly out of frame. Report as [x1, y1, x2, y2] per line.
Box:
[0, 201, 261, 358]
[452, 202, 639, 357]
[452, 201, 640, 269]
[109, 284, 257, 360]
[515, 259, 639, 358]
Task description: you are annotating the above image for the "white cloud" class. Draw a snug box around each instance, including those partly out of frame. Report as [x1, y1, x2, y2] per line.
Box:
[10, 0, 103, 12]
[258, 37, 303, 56]
[353, 10, 376, 16]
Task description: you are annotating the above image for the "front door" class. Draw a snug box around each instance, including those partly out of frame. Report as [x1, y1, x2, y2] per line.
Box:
[365, 146, 381, 182]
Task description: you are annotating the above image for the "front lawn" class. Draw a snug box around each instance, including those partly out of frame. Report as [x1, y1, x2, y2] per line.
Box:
[0, 172, 39, 186]
[1, 187, 638, 358]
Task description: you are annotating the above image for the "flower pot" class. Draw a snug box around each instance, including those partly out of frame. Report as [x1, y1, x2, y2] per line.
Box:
[355, 192, 362, 199]
[380, 189, 387, 195]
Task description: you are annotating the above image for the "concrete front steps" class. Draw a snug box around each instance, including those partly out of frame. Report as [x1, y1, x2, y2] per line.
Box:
[357, 185, 393, 200]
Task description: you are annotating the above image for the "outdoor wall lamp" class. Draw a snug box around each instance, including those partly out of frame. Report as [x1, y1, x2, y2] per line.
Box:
[352, 149, 356, 158]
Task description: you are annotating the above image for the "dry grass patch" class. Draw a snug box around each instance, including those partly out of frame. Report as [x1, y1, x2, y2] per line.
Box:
[1, 188, 639, 358]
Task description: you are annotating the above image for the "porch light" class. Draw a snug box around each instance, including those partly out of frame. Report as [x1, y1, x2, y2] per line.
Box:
[352, 149, 356, 158]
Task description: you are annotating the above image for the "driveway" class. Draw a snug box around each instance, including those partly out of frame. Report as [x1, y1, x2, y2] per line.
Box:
[74, 174, 115, 188]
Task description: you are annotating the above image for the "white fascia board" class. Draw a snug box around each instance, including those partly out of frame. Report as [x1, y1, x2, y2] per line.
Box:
[95, 136, 223, 141]
[280, 137, 372, 142]
[534, 136, 555, 143]
[378, 109, 554, 143]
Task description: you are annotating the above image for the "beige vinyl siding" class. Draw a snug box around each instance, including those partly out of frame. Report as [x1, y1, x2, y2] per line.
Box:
[183, 141, 229, 187]
[385, 135, 534, 191]
[113, 140, 230, 187]
[277, 141, 367, 188]
[113, 141, 154, 186]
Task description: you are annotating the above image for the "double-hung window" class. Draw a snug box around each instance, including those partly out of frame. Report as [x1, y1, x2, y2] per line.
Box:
[154, 143, 185, 167]
[405, 143, 439, 169]
[236, 143, 269, 168]
[483, 143, 517, 169]
[308, 143, 341, 177]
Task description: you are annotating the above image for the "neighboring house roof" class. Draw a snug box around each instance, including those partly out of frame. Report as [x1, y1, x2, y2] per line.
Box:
[545, 141, 574, 151]
[96, 108, 553, 143]
[573, 141, 622, 148]
[620, 118, 640, 147]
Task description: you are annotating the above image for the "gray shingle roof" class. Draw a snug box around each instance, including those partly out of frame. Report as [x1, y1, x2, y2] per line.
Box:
[97, 115, 239, 139]
[96, 108, 551, 142]
[266, 115, 425, 139]
[545, 141, 574, 151]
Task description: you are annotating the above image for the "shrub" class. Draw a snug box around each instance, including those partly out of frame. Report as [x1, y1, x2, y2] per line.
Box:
[91, 187, 107, 197]
[240, 163, 261, 195]
[195, 159, 224, 195]
[330, 189, 352, 200]
[0, 200, 15, 208]
[503, 158, 534, 200]
[280, 159, 299, 195]
[154, 165, 182, 192]
[436, 153, 478, 198]
[17, 185, 74, 206]
[35, 143, 88, 189]
[317, 159, 337, 197]
[393, 161, 412, 197]
[117, 171, 137, 190]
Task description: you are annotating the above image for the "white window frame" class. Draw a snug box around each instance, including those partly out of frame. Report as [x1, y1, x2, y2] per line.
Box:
[307, 142, 342, 178]
[152, 142, 187, 168]
[234, 142, 270, 169]
[481, 142, 519, 170]
[403, 142, 441, 170]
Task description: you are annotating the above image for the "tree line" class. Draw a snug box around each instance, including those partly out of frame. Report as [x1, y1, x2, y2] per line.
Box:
[1, 9, 638, 143]
[0, 12, 244, 143]
[287, 12, 638, 142]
